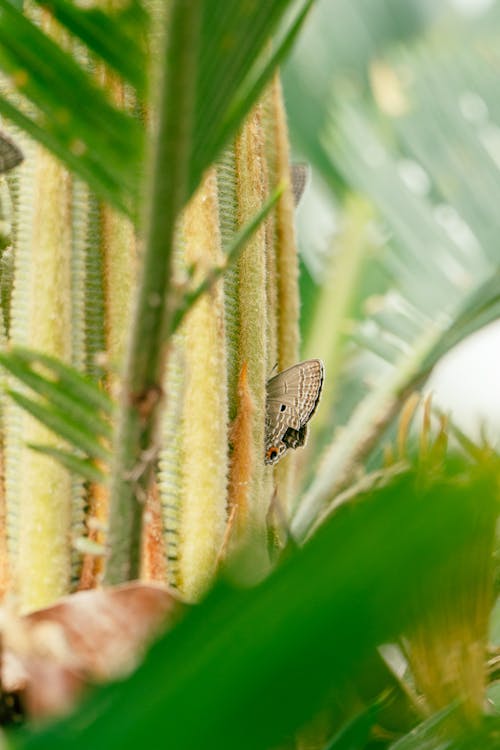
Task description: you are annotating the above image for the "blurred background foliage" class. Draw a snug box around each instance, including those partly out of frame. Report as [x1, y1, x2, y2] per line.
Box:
[0, 0, 500, 748]
[282, 0, 500, 532]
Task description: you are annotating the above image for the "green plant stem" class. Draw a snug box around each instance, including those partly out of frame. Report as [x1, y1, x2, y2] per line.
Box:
[103, 0, 201, 584]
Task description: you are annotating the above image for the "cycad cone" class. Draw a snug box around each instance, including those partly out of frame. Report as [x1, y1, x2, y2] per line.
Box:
[159, 75, 300, 598]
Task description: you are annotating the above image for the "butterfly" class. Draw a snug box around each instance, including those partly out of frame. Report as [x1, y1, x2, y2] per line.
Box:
[264, 358, 324, 465]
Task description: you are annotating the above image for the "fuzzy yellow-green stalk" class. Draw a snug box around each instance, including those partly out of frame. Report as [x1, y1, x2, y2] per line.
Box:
[0, 305, 8, 598]
[84, 202, 135, 583]
[75, 190, 107, 589]
[227, 362, 254, 538]
[99, 72, 136, 395]
[217, 145, 239, 420]
[141, 483, 167, 583]
[176, 169, 228, 602]
[229, 105, 271, 579]
[264, 75, 299, 373]
[262, 74, 301, 515]
[157, 337, 184, 590]
[70, 178, 92, 583]
[13, 144, 73, 612]
[0, 441, 8, 599]
[3, 128, 36, 578]
[101, 204, 136, 396]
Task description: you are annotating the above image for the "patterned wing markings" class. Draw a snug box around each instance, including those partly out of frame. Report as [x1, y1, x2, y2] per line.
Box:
[264, 359, 324, 465]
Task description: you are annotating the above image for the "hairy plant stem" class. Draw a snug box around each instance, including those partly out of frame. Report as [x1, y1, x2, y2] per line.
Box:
[104, 0, 201, 584]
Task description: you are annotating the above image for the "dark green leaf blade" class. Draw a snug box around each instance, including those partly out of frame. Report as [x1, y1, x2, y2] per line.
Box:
[323, 698, 384, 750]
[16, 465, 498, 750]
[0, 0, 142, 211]
[189, 0, 312, 196]
[0, 95, 130, 213]
[33, 0, 148, 95]
[213, 0, 314, 168]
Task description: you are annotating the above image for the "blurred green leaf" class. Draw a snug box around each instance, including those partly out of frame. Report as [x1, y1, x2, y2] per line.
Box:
[299, 255, 320, 342]
[0, 0, 142, 212]
[323, 697, 383, 750]
[33, 0, 148, 94]
[0, 0, 312, 216]
[289, 13, 500, 531]
[390, 710, 500, 750]
[388, 704, 458, 750]
[282, 0, 436, 190]
[14, 462, 498, 750]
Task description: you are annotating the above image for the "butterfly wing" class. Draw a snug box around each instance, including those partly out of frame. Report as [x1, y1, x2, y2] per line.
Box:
[266, 358, 323, 426]
[282, 424, 308, 450]
[265, 359, 324, 462]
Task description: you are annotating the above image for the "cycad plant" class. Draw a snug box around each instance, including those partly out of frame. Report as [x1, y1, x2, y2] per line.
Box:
[0, 1, 498, 749]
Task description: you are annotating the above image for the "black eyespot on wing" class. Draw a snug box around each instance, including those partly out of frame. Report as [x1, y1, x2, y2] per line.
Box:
[280, 404, 286, 412]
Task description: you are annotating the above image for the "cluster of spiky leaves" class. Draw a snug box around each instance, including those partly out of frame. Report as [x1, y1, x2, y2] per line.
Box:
[284, 1, 500, 539]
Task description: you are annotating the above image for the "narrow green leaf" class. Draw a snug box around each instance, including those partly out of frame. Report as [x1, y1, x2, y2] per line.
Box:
[388, 703, 459, 750]
[7, 348, 114, 414]
[0, 96, 130, 214]
[104, 0, 203, 585]
[323, 698, 384, 750]
[215, 0, 314, 163]
[420, 270, 500, 374]
[27, 443, 106, 484]
[33, 0, 148, 95]
[189, 0, 312, 194]
[0, 0, 142, 209]
[0, 352, 112, 439]
[7, 390, 111, 461]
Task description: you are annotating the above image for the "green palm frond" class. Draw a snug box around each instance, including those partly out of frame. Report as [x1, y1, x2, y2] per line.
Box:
[0, 347, 113, 478]
[33, 0, 148, 93]
[0, 0, 312, 216]
[15, 459, 499, 750]
[290, 17, 500, 537]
